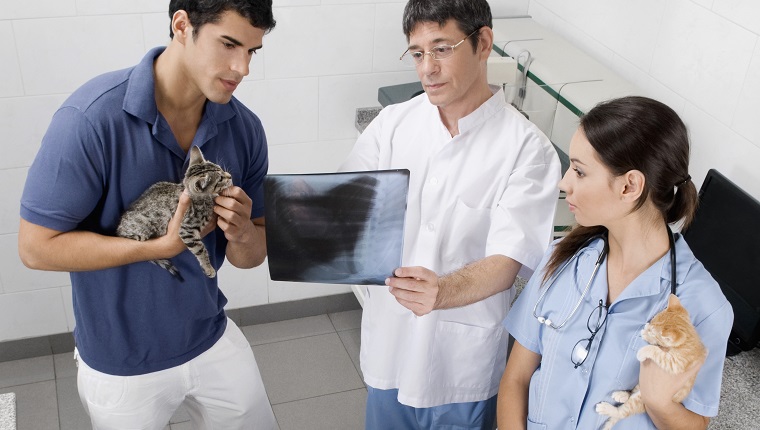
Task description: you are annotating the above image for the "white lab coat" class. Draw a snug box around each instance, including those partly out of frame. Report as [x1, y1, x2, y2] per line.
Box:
[341, 86, 561, 407]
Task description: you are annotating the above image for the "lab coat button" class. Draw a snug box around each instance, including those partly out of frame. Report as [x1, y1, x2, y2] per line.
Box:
[430, 177, 439, 185]
[426, 223, 435, 232]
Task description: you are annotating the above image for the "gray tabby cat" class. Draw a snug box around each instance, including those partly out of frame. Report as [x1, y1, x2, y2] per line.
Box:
[116, 146, 232, 281]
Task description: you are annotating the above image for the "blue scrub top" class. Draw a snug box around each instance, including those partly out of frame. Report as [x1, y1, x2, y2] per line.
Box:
[504, 235, 733, 429]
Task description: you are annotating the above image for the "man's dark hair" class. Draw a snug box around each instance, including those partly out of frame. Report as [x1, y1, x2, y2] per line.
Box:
[169, 0, 276, 39]
[402, 0, 492, 51]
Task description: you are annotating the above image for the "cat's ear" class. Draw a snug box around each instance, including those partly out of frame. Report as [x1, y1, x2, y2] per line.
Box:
[668, 294, 681, 309]
[198, 175, 210, 191]
[189, 146, 205, 166]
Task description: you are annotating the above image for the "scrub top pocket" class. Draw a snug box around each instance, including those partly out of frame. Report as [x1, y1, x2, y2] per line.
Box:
[615, 328, 648, 388]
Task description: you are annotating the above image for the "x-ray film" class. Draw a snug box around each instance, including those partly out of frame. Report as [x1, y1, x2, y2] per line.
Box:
[264, 169, 409, 285]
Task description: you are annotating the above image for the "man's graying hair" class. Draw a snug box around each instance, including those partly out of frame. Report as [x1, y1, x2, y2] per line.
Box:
[402, 0, 492, 52]
[169, 0, 276, 39]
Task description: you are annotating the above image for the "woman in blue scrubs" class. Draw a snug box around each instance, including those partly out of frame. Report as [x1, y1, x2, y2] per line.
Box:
[497, 96, 733, 429]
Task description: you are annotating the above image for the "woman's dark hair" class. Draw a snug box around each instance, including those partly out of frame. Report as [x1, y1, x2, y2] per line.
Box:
[544, 96, 698, 280]
[169, 0, 276, 39]
[402, 0, 492, 52]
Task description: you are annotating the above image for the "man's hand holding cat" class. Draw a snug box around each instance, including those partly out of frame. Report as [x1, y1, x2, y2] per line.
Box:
[386, 266, 440, 316]
[213, 186, 254, 243]
[156, 191, 194, 258]
[213, 186, 266, 269]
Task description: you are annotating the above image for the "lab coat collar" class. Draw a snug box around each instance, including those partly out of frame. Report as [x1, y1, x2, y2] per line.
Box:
[456, 84, 507, 135]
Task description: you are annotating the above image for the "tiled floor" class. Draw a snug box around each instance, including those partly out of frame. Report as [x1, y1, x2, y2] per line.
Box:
[0, 310, 366, 430]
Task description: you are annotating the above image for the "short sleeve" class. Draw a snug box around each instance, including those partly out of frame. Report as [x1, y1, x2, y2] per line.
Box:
[20, 106, 106, 232]
[503, 247, 555, 354]
[486, 131, 561, 277]
[240, 116, 268, 219]
[682, 300, 734, 417]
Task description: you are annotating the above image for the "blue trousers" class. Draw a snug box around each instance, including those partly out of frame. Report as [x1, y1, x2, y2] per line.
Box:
[365, 386, 497, 430]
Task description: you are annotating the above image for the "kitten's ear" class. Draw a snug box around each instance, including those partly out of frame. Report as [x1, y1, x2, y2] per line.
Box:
[668, 294, 681, 308]
[199, 175, 210, 191]
[189, 146, 205, 166]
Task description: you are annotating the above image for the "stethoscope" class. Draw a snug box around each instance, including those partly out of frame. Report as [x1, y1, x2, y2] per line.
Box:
[532, 226, 678, 330]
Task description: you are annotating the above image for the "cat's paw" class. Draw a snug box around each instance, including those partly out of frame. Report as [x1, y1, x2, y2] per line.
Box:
[596, 402, 618, 417]
[203, 267, 216, 278]
[611, 390, 631, 403]
[601, 418, 619, 430]
[637, 345, 659, 362]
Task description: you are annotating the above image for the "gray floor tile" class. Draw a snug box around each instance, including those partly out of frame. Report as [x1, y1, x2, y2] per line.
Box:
[0, 380, 59, 430]
[242, 315, 336, 346]
[254, 333, 364, 404]
[49, 333, 76, 355]
[0, 337, 51, 363]
[238, 293, 360, 327]
[56, 377, 91, 430]
[328, 309, 362, 332]
[0, 356, 55, 389]
[273, 388, 367, 430]
[337, 329, 362, 381]
[53, 352, 77, 380]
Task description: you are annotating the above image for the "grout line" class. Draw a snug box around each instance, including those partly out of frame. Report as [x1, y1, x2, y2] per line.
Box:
[247, 331, 337, 348]
[0, 376, 56, 391]
[269, 387, 367, 407]
[336, 328, 363, 380]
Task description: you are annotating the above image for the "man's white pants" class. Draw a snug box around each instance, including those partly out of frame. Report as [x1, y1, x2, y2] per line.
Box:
[76, 319, 276, 430]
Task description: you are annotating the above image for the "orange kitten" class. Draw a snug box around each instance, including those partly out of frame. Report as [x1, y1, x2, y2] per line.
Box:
[596, 294, 707, 430]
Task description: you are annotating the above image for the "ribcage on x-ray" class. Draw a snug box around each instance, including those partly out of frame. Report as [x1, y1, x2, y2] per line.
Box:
[265, 170, 408, 285]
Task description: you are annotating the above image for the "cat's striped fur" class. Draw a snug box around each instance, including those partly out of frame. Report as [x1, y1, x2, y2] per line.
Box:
[116, 146, 231, 281]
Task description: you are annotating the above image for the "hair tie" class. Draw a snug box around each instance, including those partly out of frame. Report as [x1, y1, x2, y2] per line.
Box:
[675, 175, 691, 188]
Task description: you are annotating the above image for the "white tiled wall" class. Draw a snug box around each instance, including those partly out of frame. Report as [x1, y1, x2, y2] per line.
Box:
[0, 0, 427, 342]
[528, 0, 760, 198]
[10, 0, 752, 343]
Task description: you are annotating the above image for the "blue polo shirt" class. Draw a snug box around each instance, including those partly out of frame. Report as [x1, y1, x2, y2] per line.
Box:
[20, 47, 268, 376]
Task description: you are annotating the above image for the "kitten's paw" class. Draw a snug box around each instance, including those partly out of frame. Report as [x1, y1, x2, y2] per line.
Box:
[637, 345, 658, 362]
[611, 390, 630, 403]
[596, 402, 618, 417]
[601, 418, 619, 430]
[204, 267, 216, 278]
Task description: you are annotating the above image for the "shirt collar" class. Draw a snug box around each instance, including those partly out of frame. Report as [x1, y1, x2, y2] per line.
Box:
[613, 233, 695, 302]
[122, 46, 236, 126]
[456, 85, 507, 134]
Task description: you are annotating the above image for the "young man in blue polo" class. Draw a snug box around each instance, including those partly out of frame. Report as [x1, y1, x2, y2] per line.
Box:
[19, 1, 276, 428]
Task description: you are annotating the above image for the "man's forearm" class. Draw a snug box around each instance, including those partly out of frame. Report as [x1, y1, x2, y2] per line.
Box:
[18, 219, 182, 272]
[225, 222, 266, 269]
[435, 254, 522, 310]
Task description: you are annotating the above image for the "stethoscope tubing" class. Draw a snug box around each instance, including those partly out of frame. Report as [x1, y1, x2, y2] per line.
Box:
[533, 226, 678, 330]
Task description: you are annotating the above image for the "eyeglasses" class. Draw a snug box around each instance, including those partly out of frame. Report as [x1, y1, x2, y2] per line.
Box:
[399, 29, 480, 66]
[571, 299, 608, 369]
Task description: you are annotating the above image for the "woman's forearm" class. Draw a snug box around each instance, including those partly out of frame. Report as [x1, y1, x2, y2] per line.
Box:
[497, 341, 541, 430]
